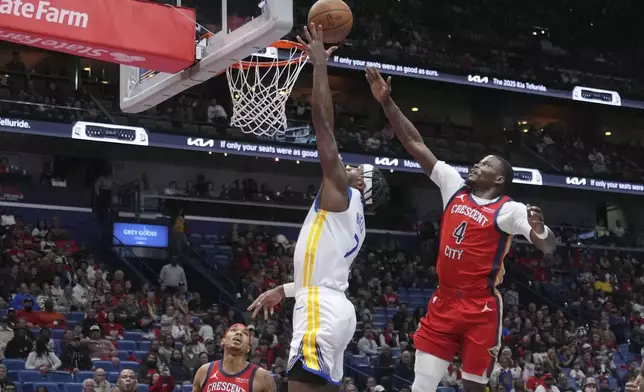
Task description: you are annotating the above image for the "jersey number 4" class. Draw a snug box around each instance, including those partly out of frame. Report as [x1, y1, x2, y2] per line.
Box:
[452, 221, 468, 244]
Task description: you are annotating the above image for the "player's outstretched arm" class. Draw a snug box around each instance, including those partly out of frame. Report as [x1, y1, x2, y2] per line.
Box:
[192, 363, 209, 392]
[253, 368, 277, 392]
[365, 67, 438, 177]
[297, 24, 348, 212]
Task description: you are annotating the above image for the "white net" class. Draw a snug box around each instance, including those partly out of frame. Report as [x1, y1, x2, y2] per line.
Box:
[226, 42, 307, 137]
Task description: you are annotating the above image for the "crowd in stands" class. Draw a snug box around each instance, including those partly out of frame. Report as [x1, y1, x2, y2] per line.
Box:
[2, 2, 644, 391]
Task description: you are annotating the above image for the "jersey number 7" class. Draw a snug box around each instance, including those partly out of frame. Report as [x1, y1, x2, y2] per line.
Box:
[452, 221, 467, 244]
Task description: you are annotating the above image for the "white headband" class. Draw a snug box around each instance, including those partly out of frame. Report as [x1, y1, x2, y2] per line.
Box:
[362, 164, 373, 205]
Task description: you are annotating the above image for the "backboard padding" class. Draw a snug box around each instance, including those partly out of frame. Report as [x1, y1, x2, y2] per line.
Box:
[119, 0, 293, 113]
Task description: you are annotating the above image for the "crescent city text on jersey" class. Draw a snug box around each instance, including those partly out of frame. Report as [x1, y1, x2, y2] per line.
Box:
[206, 382, 247, 392]
[449, 203, 490, 226]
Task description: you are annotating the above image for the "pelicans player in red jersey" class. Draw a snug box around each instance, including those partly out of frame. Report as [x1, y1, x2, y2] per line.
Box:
[192, 324, 276, 392]
[366, 67, 556, 392]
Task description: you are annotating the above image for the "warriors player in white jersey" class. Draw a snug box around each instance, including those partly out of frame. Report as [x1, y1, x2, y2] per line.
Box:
[247, 24, 388, 392]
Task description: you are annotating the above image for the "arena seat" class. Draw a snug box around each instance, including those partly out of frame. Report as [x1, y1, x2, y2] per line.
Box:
[92, 361, 116, 372]
[75, 372, 94, 382]
[64, 383, 83, 392]
[4, 359, 26, 371]
[123, 331, 143, 342]
[120, 361, 140, 371]
[18, 370, 47, 383]
[47, 372, 73, 383]
[116, 340, 137, 351]
[33, 382, 60, 392]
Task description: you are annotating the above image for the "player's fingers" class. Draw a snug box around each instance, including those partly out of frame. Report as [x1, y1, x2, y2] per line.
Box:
[251, 305, 261, 319]
[303, 25, 313, 43]
[365, 72, 373, 84]
[326, 46, 338, 56]
[296, 35, 307, 48]
[308, 23, 318, 40]
[386, 76, 392, 88]
[263, 306, 269, 320]
[316, 24, 324, 42]
[247, 296, 261, 311]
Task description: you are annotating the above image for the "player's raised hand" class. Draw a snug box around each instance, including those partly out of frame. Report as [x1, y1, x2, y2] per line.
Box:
[296, 23, 338, 66]
[526, 204, 546, 235]
[247, 286, 285, 320]
[365, 66, 392, 103]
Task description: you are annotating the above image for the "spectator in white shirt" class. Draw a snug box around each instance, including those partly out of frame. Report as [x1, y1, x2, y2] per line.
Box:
[357, 328, 379, 356]
[612, 220, 626, 238]
[25, 338, 62, 372]
[569, 361, 585, 386]
[171, 314, 190, 342]
[50, 276, 64, 300]
[504, 283, 520, 306]
[207, 99, 227, 123]
[73, 277, 90, 308]
[160, 260, 187, 293]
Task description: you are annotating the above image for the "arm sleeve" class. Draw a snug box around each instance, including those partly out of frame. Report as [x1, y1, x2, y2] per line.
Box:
[429, 161, 466, 209]
[50, 353, 62, 370]
[25, 352, 37, 369]
[496, 201, 533, 242]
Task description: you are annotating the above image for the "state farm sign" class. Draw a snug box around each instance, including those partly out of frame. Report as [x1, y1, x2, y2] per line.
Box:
[0, 0, 196, 73]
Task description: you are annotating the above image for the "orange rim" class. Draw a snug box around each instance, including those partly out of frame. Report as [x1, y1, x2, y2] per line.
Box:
[228, 40, 308, 69]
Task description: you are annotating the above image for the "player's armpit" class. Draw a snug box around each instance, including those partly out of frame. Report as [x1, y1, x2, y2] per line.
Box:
[192, 363, 209, 392]
[255, 368, 277, 392]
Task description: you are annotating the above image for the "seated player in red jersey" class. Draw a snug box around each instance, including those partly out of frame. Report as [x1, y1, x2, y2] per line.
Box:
[365, 67, 557, 392]
[192, 323, 276, 392]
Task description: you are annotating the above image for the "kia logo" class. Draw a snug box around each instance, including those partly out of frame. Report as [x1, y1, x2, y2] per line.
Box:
[467, 75, 489, 84]
[566, 177, 587, 186]
[187, 138, 215, 148]
[374, 157, 399, 166]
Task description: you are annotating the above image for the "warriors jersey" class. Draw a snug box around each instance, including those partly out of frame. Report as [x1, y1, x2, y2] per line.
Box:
[292, 187, 366, 292]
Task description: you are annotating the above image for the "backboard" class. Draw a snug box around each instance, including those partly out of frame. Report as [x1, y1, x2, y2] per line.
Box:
[119, 0, 293, 114]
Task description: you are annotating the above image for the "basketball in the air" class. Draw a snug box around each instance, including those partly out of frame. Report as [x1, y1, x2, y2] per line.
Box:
[308, 0, 353, 43]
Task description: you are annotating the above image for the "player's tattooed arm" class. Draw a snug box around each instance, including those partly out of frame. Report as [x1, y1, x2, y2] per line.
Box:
[365, 67, 438, 177]
[255, 368, 277, 392]
[297, 23, 349, 212]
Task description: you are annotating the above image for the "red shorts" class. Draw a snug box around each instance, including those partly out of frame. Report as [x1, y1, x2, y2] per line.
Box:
[413, 286, 503, 379]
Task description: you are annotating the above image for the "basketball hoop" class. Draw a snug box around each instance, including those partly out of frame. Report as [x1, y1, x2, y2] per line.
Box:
[226, 40, 308, 137]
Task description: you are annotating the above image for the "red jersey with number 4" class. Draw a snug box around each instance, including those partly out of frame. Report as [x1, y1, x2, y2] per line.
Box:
[437, 187, 513, 291]
[200, 360, 258, 392]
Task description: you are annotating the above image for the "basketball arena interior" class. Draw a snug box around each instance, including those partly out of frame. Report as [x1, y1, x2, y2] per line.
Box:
[0, 0, 642, 391]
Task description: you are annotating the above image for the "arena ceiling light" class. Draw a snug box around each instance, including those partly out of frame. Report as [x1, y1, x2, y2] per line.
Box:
[605, 131, 612, 136]
[411, 107, 419, 112]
